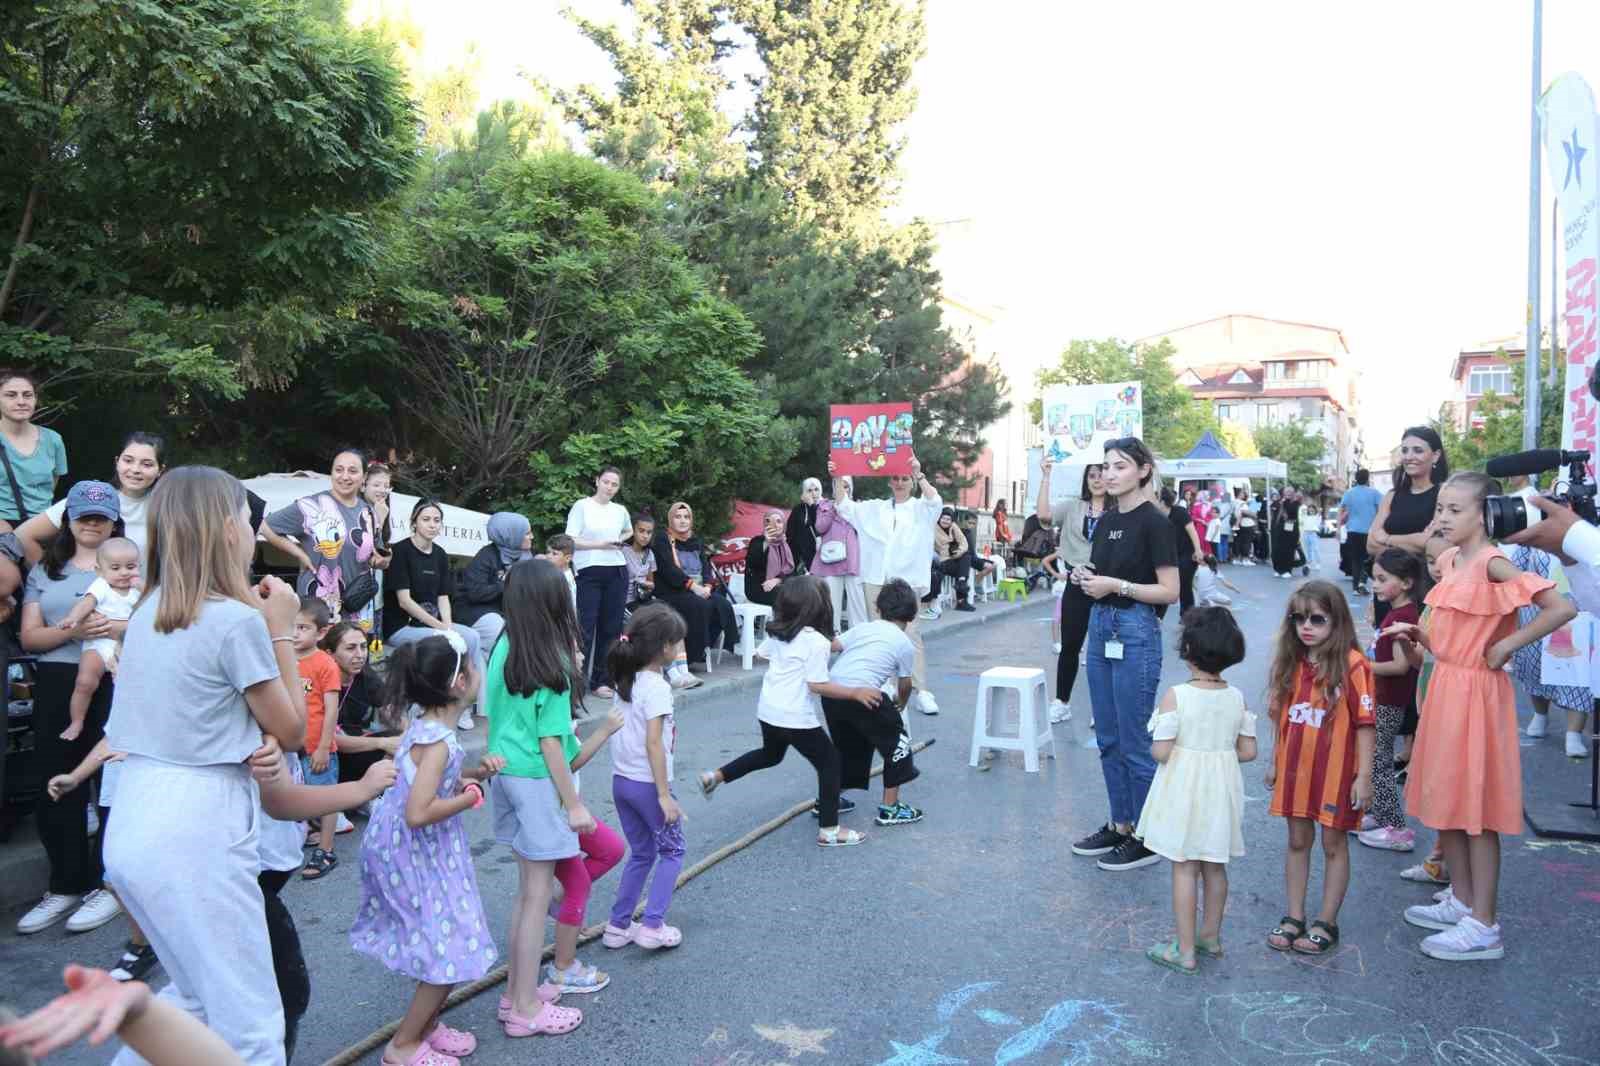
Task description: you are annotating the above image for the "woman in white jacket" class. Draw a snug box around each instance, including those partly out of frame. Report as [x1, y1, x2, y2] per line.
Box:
[829, 453, 943, 714]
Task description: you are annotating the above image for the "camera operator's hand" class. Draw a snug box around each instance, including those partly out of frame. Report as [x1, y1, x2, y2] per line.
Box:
[1503, 496, 1581, 562]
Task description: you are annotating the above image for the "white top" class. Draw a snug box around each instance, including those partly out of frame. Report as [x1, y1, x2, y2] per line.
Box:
[257, 751, 308, 873]
[565, 498, 631, 571]
[86, 577, 139, 621]
[756, 627, 831, 729]
[836, 495, 940, 591]
[1135, 683, 1256, 864]
[564, 569, 578, 611]
[1194, 567, 1217, 599]
[49, 489, 150, 566]
[610, 670, 675, 783]
[829, 620, 916, 689]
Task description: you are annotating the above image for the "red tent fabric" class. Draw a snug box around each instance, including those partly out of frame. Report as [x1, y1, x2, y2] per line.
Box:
[710, 499, 787, 582]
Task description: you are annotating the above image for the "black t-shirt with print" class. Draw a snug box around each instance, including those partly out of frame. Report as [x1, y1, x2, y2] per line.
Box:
[383, 538, 456, 639]
[1089, 501, 1179, 610]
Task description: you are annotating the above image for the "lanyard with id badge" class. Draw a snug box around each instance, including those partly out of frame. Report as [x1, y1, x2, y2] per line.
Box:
[1080, 561, 1127, 659]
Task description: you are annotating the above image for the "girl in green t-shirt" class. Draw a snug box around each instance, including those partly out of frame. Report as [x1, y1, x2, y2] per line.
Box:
[486, 558, 624, 1034]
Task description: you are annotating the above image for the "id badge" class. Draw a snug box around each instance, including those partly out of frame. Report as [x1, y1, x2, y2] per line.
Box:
[1104, 640, 1125, 661]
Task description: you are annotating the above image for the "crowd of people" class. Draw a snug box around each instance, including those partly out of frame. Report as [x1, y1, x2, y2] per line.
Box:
[0, 362, 1593, 1063]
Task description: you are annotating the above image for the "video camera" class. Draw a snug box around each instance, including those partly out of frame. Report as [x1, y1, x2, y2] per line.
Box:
[1483, 448, 1599, 539]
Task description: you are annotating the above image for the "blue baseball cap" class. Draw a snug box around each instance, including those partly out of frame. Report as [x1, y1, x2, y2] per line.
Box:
[66, 480, 120, 522]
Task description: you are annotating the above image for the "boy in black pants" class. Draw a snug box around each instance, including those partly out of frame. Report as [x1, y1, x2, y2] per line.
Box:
[822, 579, 923, 825]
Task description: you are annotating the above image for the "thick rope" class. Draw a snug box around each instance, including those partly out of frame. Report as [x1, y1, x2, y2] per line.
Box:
[321, 737, 936, 1065]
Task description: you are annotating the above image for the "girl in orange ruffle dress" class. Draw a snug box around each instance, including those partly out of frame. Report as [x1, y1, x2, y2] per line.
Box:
[1384, 473, 1574, 963]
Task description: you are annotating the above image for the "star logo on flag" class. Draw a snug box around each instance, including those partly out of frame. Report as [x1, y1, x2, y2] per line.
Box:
[1564, 127, 1588, 190]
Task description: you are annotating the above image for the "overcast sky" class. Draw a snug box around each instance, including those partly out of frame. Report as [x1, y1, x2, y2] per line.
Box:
[373, 0, 1600, 454]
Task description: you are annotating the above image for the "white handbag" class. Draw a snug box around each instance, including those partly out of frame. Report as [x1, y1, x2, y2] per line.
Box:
[818, 540, 847, 564]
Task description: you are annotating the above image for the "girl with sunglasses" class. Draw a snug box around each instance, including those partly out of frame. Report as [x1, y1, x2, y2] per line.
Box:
[1262, 581, 1375, 957]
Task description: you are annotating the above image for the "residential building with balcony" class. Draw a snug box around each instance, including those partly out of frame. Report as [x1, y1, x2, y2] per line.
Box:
[1138, 314, 1364, 491]
[1443, 336, 1519, 432]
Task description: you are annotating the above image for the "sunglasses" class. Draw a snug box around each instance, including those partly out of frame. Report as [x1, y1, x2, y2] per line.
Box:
[1289, 612, 1331, 627]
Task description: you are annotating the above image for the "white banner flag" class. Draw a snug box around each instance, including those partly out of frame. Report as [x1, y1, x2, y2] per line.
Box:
[1541, 73, 1600, 471]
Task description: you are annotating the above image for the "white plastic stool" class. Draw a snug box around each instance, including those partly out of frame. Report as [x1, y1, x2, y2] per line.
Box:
[969, 666, 1055, 772]
[731, 603, 772, 670]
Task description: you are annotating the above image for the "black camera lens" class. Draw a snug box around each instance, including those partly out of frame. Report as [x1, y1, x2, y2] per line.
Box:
[1483, 494, 1531, 541]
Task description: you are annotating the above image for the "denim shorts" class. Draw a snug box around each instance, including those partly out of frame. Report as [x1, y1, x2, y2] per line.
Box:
[302, 752, 339, 787]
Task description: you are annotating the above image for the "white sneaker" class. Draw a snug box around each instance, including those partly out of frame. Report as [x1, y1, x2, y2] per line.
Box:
[1567, 731, 1589, 758]
[336, 813, 355, 834]
[1526, 712, 1548, 738]
[1048, 699, 1072, 724]
[1420, 915, 1504, 961]
[456, 709, 475, 731]
[17, 893, 80, 934]
[1404, 889, 1470, 931]
[919, 606, 942, 621]
[65, 889, 123, 933]
[917, 691, 940, 715]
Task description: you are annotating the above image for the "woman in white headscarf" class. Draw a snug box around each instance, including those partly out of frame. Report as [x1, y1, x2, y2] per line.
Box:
[785, 477, 823, 572]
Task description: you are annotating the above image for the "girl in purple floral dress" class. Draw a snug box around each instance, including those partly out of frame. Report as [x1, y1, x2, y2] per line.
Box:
[351, 631, 505, 1066]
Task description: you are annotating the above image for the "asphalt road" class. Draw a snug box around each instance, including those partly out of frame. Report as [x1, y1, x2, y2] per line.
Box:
[5, 560, 1600, 1065]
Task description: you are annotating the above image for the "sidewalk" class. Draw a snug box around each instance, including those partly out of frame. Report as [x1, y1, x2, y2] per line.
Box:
[0, 588, 1046, 912]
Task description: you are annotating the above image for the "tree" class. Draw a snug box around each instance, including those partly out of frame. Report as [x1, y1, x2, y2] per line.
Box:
[1433, 348, 1563, 477]
[1, 0, 417, 397]
[358, 127, 796, 530]
[1031, 338, 1220, 459]
[1254, 419, 1326, 490]
[737, 0, 925, 242]
[1218, 420, 1259, 459]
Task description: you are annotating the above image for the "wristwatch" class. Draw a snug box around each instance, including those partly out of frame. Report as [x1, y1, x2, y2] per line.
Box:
[1119, 580, 1131, 598]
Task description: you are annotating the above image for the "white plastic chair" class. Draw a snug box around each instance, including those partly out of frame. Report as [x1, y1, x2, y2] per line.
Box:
[969, 666, 1055, 772]
[724, 572, 771, 670]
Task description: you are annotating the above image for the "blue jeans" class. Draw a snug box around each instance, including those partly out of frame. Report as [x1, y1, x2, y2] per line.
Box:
[1086, 603, 1163, 827]
[1216, 533, 1230, 563]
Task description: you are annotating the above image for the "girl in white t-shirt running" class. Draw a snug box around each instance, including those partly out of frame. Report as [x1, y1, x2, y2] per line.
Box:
[699, 576, 881, 847]
[603, 604, 689, 950]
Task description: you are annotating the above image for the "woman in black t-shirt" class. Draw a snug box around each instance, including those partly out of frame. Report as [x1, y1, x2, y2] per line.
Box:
[1067, 438, 1179, 872]
[381, 498, 485, 727]
[1158, 487, 1204, 614]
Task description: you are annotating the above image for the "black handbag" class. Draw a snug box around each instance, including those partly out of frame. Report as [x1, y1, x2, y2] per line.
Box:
[341, 570, 380, 614]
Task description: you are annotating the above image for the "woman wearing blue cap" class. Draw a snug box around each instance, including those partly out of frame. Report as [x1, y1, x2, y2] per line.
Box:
[15, 480, 126, 938]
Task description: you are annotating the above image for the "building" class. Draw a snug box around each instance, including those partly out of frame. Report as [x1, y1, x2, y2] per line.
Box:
[1137, 314, 1364, 491]
[1443, 336, 1519, 432]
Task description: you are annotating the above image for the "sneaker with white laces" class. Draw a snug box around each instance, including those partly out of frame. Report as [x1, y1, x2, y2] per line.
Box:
[1048, 699, 1072, 724]
[1567, 731, 1589, 758]
[1404, 889, 1470, 931]
[1420, 915, 1504, 961]
[65, 888, 123, 933]
[335, 812, 355, 834]
[1357, 826, 1415, 851]
[456, 708, 475, 731]
[1400, 857, 1450, 884]
[17, 893, 80, 934]
[919, 606, 942, 621]
[917, 690, 940, 716]
[1526, 712, 1548, 738]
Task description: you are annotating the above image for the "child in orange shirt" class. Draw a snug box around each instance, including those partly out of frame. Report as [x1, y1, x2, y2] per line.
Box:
[1382, 473, 1574, 962]
[1263, 580, 1375, 956]
[295, 597, 344, 880]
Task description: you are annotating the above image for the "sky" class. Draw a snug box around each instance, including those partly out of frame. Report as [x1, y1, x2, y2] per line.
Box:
[356, 0, 1600, 456]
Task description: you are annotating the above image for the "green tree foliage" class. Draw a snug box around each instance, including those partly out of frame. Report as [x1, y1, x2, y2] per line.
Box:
[1218, 420, 1258, 459]
[737, 0, 925, 242]
[1253, 419, 1327, 490]
[1031, 338, 1220, 460]
[1, 0, 417, 399]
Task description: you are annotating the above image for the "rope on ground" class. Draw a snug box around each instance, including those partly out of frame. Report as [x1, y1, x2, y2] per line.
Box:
[322, 737, 937, 1066]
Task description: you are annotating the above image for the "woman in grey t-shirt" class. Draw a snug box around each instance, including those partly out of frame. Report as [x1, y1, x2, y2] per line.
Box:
[261, 448, 383, 633]
[102, 466, 305, 1066]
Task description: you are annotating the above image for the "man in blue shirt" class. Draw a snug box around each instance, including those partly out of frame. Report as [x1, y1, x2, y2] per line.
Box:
[1338, 469, 1382, 595]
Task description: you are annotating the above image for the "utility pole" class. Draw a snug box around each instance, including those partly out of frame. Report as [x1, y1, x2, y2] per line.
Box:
[1525, 0, 1544, 450]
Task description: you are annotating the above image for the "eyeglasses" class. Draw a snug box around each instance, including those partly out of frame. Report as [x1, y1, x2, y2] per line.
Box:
[1289, 612, 1330, 627]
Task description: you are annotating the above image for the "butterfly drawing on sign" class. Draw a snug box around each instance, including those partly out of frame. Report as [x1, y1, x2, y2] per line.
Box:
[868, 453, 888, 471]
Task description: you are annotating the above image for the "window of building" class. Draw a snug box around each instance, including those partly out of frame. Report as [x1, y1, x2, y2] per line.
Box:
[1467, 365, 1512, 397]
[1265, 359, 1330, 383]
[1228, 368, 1253, 385]
[1258, 402, 1282, 425]
[1217, 402, 1237, 420]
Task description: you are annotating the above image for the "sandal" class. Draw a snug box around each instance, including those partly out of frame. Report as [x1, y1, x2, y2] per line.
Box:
[1145, 939, 1198, 975]
[503, 1001, 583, 1038]
[300, 848, 338, 880]
[1266, 916, 1305, 952]
[425, 1022, 476, 1057]
[817, 827, 865, 848]
[1195, 935, 1224, 959]
[1293, 920, 1340, 955]
[382, 1042, 460, 1066]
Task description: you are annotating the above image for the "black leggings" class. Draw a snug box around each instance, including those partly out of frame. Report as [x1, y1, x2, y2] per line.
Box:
[1055, 582, 1092, 702]
[1178, 563, 1197, 614]
[259, 869, 310, 1064]
[718, 721, 841, 825]
[33, 663, 111, 894]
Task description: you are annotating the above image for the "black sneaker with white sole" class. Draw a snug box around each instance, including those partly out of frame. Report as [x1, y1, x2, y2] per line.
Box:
[1096, 837, 1161, 871]
[1070, 824, 1127, 856]
[811, 796, 858, 819]
[109, 941, 160, 983]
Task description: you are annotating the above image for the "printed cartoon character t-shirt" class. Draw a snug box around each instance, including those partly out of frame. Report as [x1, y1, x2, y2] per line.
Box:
[267, 492, 376, 622]
[1088, 501, 1178, 610]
